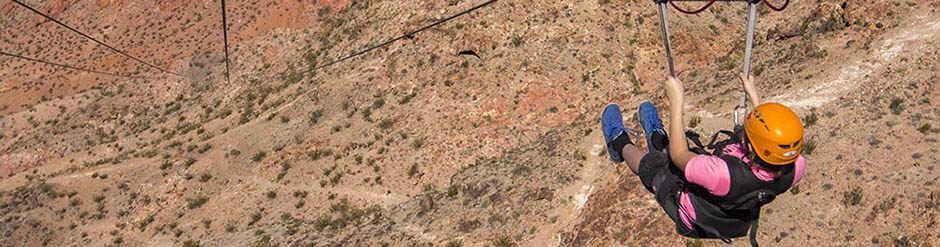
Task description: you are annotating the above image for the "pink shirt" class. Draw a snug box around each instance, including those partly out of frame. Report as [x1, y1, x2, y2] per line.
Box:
[676, 143, 805, 229]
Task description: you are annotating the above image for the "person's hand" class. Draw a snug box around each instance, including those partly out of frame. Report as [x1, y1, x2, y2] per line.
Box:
[664, 75, 685, 103]
[739, 73, 761, 106]
[739, 73, 756, 94]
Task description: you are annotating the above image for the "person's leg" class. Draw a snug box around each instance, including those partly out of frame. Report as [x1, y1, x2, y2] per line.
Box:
[621, 144, 646, 175]
[603, 103, 656, 176]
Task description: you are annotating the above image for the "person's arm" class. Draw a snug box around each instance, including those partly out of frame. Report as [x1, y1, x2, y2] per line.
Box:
[740, 73, 761, 107]
[663, 76, 697, 171]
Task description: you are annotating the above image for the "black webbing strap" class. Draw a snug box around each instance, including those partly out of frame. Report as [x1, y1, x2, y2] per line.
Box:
[685, 129, 737, 152]
[748, 210, 761, 247]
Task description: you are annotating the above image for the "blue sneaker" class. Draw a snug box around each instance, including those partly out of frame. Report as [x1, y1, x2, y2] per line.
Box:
[601, 104, 638, 162]
[637, 101, 668, 153]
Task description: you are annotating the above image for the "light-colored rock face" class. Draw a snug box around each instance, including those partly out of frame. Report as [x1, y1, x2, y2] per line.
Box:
[1, 0, 939, 246]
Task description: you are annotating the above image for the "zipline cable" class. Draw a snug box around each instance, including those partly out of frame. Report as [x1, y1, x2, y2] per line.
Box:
[0, 50, 160, 79]
[220, 0, 232, 83]
[10, 0, 183, 77]
[312, 0, 498, 71]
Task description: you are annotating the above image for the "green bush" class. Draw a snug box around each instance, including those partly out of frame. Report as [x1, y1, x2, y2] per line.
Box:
[379, 119, 396, 129]
[408, 164, 418, 178]
[843, 186, 863, 206]
[199, 173, 212, 182]
[308, 149, 333, 160]
[802, 108, 818, 127]
[248, 211, 262, 226]
[447, 185, 459, 197]
[412, 138, 425, 150]
[918, 123, 933, 134]
[493, 235, 514, 247]
[372, 98, 385, 109]
[251, 152, 267, 162]
[308, 109, 324, 125]
[446, 239, 463, 247]
[183, 240, 200, 247]
[266, 191, 277, 199]
[187, 196, 209, 209]
[802, 139, 816, 155]
[159, 160, 172, 170]
[689, 116, 701, 128]
[399, 92, 417, 104]
[889, 97, 904, 115]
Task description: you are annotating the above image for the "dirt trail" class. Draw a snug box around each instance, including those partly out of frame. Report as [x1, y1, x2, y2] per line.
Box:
[775, 9, 940, 110]
[528, 131, 621, 246]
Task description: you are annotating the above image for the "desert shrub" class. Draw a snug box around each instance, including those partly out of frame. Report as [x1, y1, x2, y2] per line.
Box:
[308, 149, 333, 160]
[802, 139, 816, 155]
[689, 116, 701, 128]
[802, 108, 818, 127]
[918, 123, 933, 134]
[447, 185, 459, 197]
[399, 92, 417, 104]
[889, 97, 904, 115]
[248, 211, 262, 226]
[159, 160, 172, 170]
[251, 152, 267, 162]
[379, 119, 396, 129]
[183, 158, 197, 168]
[309, 109, 324, 125]
[412, 138, 425, 150]
[843, 186, 863, 206]
[183, 240, 200, 247]
[372, 98, 385, 109]
[266, 191, 277, 199]
[199, 173, 212, 182]
[187, 196, 209, 209]
[408, 164, 418, 177]
[493, 235, 514, 247]
[138, 214, 155, 231]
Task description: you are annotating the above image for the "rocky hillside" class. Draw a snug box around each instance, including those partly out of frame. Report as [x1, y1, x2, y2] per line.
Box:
[1, 0, 938, 246]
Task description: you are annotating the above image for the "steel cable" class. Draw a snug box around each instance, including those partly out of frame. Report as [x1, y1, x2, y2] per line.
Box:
[220, 0, 232, 83]
[10, 0, 183, 77]
[312, 0, 498, 71]
[0, 50, 162, 79]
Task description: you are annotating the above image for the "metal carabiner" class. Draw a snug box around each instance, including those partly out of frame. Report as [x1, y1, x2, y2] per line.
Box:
[733, 104, 747, 125]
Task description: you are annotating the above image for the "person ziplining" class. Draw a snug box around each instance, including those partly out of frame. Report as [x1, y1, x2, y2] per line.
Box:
[600, 1, 801, 247]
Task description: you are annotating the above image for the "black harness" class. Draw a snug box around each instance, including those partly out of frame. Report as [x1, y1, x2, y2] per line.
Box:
[682, 129, 796, 247]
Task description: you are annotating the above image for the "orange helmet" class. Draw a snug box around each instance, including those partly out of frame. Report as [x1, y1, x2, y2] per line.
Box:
[744, 103, 804, 165]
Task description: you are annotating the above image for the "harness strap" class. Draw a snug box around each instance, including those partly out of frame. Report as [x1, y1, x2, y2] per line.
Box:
[748, 210, 761, 247]
[685, 129, 737, 152]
